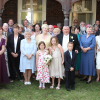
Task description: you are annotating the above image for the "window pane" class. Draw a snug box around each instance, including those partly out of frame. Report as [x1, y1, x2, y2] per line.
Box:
[78, 13, 92, 24]
[32, 0, 42, 11]
[33, 12, 42, 24]
[22, 0, 30, 10]
[84, 0, 92, 11]
[21, 12, 31, 23]
[73, 1, 82, 12]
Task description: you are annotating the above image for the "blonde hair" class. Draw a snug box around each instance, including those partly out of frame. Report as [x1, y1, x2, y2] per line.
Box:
[42, 24, 49, 30]
[53, 28, 61, 34]
[50, 36, 59, 46]
[18, 24, 24, 32]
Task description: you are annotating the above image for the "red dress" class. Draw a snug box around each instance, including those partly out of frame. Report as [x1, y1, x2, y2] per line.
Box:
[0, 38, 10, 84]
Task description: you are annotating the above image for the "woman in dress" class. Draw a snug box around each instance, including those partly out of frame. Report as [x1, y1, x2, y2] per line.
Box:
[36, 24, 52, 49]
[0, 27, 10, 84]
[96, 35, 100, 82]
[74, 26, 81, 74]
[20, 31, 37, 85]
[36, 41, 50, 89]
[49, 36, 64, 89]
[80, 25, 96, 83]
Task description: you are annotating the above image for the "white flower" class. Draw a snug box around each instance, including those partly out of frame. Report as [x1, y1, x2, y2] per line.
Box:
[70, 36, 73, 39]
[44, 55, 53, 65]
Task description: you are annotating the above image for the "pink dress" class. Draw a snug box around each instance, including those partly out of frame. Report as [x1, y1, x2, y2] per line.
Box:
[36, 50, 50, 83]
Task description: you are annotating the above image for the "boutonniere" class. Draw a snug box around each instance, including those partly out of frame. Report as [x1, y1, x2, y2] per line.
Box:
[70, 36, 73, 39]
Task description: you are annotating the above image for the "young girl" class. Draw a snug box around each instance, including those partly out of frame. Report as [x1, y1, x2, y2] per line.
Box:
[36, 41, 50, 89]
[49, 36, 64, 90]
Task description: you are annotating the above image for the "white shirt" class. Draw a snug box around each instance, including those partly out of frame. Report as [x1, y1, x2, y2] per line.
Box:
[69, 51, 72, 59]
[14, 36, 18, 53]
[62, 34, 69, 52]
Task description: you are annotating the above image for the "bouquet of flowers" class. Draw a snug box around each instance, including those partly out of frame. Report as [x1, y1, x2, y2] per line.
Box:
[44, 54, 53, 65]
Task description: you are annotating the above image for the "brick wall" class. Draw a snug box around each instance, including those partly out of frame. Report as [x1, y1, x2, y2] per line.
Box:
[46, 0, 64, 25]
[1, 0, 18, 23]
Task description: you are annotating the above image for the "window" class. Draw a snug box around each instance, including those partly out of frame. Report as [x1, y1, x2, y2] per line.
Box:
[70, 0, 96, 25]
[18, 0, 46, 24]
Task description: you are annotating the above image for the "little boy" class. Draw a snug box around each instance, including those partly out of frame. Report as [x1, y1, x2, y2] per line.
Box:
[64, 42, 77, 91]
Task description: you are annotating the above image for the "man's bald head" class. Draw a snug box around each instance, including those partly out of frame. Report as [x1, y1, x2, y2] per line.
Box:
[3, 23, 9, 32]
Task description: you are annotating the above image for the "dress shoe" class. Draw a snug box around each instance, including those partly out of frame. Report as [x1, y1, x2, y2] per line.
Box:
[86, 80, 92, 84]
[66, 88, 71, 91]
[71, 86, 75, 90]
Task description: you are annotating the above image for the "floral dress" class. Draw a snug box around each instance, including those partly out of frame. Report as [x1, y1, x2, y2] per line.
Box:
[36, 50, 50, 83]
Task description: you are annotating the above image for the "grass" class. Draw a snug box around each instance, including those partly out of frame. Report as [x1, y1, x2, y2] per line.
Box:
[0, 78, 100, 100]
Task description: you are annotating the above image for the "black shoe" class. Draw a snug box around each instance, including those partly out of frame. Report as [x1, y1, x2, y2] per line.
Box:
[86, 80, 92, 84]
[71, 86, 75, 90]
[66, 88, 71, 91]
[80, 78, 87, 81]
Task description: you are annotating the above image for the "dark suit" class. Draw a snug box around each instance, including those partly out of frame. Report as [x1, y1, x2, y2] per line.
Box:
[8, 27, 14, 34]
[7, 34, 24, 80]
[64, 50, 77, 90]
[57, 33, 80, 51]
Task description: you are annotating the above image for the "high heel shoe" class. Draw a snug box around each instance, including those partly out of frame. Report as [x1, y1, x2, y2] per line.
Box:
[50, 84, 54, 89]
[96, 78, 100, 82]
[80, 78, 87, 81]
[56, 85, 60, 90]
[86, 80, 92, 84]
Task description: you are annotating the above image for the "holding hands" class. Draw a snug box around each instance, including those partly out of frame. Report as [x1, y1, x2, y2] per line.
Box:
[11, 52, 18, 58]
[26, 54, 34, 59]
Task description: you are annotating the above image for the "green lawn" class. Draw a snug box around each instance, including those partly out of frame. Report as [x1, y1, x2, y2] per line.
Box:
[0, 78, 100, 100]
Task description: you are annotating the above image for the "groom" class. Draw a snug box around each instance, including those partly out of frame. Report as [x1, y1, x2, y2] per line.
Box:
[57, 26, 80, 53]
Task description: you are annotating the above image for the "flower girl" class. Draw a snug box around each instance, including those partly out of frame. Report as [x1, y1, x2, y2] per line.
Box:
[36, 41, 50, 89]
[49, 36, 64, 90]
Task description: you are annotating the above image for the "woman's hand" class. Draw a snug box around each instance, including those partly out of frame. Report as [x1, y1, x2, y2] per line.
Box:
[62, 59, 64, 64]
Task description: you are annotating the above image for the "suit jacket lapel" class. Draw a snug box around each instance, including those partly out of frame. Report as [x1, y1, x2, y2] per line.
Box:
[68, 51, 72, 60]
[16, 34, 20, 53]
[12, 34, 14, 52]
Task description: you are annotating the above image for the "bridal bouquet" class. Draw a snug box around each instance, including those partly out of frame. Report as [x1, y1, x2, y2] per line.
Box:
[44, 55, 53, 65]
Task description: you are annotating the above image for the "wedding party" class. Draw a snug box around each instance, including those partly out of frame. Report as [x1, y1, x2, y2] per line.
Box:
[0, 0, 100, 100]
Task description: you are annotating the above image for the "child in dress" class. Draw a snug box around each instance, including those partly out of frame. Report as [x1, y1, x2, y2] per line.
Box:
[64, 42, 77, 91]
[49, 36, 64, 90]
[36, 41, 50, 89]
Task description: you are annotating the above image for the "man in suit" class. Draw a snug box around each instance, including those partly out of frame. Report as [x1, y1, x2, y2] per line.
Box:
[7, 24, 24, 82]
[49, 25, 55, 36]
[3, 23, 12, 38]
[57, 26, 80, 53]
[64, 42, 77, 91]
[8, 19, 14, 34]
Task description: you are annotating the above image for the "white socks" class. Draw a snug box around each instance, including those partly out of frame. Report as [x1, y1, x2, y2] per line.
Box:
[39, 81, 45, 87]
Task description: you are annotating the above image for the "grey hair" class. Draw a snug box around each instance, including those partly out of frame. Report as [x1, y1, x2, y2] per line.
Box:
[3, 23, 9, 27]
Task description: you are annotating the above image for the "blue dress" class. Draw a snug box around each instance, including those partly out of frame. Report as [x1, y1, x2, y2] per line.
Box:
[80, 34, 96, 76]
[20, 39, 37, 73]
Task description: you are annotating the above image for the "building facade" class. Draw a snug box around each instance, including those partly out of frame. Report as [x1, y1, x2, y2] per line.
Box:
[0, 0, 100, 26]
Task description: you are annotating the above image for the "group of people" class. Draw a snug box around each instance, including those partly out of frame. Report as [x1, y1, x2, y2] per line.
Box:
[0, 18, 100, 91]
